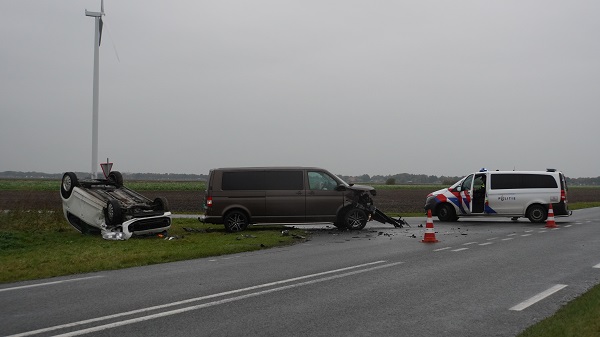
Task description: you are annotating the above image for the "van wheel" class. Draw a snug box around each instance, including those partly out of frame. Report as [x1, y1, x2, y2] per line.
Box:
[344, 208, 367, 230]
[224, 210, 249, 232]
[527, 204, 547, 223]
[437, 203, 458, 222]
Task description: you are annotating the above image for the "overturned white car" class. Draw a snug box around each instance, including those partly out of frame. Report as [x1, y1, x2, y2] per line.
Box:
[60, 171, 171, 240]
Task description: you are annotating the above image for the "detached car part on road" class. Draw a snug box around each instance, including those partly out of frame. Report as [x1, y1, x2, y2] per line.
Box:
[60, 171, 171, 240]
[201, 167, 408, 232]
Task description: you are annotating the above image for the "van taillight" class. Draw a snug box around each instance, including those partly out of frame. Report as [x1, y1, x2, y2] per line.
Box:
[561, 189, 566, 201]
[206, 196, 213, 207]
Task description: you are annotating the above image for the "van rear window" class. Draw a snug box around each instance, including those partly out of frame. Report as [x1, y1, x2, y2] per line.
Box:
[222, 170, 304, 190]
[222, 172, 266, 190]
[490, 174, 557, 189]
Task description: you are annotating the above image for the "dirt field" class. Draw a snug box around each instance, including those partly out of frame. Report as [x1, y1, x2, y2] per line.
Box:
[2, 188, 599, 214]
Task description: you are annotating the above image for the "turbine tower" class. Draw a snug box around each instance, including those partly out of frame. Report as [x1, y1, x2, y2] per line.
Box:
[85, 0, 104, 179]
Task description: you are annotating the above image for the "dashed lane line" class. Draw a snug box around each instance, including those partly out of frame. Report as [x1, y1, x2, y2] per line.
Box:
[433, 247, 453, 252]
[451, 248, 469, 252]
[510, 284, 568, 311]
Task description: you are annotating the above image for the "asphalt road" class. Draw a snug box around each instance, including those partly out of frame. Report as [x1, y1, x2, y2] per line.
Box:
[2, 208, 600, 337]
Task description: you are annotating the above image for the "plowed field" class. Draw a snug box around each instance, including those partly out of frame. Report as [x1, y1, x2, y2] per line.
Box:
[2, 188, 599, 214]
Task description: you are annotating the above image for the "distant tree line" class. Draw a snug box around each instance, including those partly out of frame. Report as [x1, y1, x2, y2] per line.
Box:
[1, 171, 598, 186]
[0, 171, 209, 181]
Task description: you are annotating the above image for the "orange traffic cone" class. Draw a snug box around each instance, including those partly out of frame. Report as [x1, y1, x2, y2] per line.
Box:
[422, 210, 439, 243]
[545, 204, 558, 228]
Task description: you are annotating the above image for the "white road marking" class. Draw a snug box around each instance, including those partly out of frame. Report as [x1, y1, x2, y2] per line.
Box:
[501, 238, 514, 241]
[593, 263, 600, 269]
[463, 242, 478, 246]
[507, 233, 517, 237]
[451, 248, 469, 252]
[521, 234, 532, 237]
[510, 284, 568, 311]
[0, 276, 104, 293]
[487, 237, 499, 241]
[434, 247, 452, 252]
[8, 261, 399, 337]
[478, 242, 493, 246]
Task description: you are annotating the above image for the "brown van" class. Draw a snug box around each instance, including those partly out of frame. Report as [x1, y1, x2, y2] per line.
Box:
[201, 167, 379, 232]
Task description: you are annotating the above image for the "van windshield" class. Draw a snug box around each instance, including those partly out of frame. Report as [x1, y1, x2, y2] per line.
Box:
[450, 176, 467, 189]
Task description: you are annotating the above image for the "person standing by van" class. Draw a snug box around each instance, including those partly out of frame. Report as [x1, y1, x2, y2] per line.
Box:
[472, 174, 486, 213]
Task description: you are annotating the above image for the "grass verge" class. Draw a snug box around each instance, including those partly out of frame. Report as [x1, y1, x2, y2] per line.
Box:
[0, 211, 307, 284]
[517, 283, 600, 337]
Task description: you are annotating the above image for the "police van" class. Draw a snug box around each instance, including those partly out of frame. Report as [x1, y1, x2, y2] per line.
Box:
[424, 169, 571, 223]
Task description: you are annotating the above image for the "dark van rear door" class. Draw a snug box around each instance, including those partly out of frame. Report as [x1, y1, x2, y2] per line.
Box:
[264, 170, 306, 222]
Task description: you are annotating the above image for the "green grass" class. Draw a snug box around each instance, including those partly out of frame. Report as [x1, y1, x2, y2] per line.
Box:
[0, 211, 307, 284]
[0, 179, 205, 191]
[569, 202, 600, 210]
[517, 283, 600, 337]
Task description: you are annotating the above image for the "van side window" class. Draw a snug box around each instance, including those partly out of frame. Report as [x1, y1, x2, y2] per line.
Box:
[490, 174, 558, 189]
[264, 171, 304, 190]
[222, 171, 266, 190]
[308, 171, 337, 190]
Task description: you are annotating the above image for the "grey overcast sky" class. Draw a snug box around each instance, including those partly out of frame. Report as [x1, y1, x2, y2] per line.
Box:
[1, 1, 599, 178]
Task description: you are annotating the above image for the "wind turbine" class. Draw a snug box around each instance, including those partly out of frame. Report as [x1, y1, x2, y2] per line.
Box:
[85, 0, 104, 179]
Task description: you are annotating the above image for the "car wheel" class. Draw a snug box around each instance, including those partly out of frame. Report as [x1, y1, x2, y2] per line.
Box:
[105, 199, 123, 226]
[61, 172, 79, 199]
[108, 171, 124, 187]
[527, 204, 547, 223]
[437, 203, 458, 222]
[153, 197, 170, 212]
[223, 210, 249, 233]
[344, 208, 367, 230]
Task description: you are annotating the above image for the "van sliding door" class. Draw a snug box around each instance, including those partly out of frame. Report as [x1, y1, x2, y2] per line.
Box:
[264, 170, 306, 222]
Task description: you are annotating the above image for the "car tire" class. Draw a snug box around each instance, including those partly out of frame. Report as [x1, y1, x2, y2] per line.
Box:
[108, 171, 124, 187]
[223, 210, 249, 233]
[154, 197, 170, 212]
[527, 204, 547, 223]
[105, 199, 123, 226]
[437, 203, 458, 222]
[61, 172, 79, 199]
[344, 208, 368, 230]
